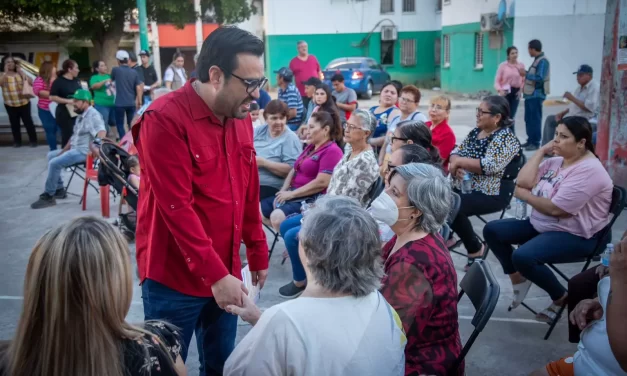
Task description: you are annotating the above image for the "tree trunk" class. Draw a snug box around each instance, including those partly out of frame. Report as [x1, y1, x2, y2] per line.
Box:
[91, 14, 125, 73]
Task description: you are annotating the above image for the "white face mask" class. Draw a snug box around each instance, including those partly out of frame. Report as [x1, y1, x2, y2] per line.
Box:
[370, 191, 414, 226]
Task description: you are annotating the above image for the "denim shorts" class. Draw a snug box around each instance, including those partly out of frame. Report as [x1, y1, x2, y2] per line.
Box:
[260, 195, 302, 219]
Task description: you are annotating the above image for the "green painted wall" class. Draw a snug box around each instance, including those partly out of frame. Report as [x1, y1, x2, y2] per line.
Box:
[440, 19, 514, 94]
[266, 31, 440, 88]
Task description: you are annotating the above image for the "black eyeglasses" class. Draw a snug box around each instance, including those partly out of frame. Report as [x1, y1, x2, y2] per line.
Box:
[391, 136, 409, 143]
[230, 71, 268, 95]
[476, 108, 494, 116]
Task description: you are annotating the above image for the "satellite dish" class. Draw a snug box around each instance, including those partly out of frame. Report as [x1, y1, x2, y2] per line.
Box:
[497, 0, 507, 22]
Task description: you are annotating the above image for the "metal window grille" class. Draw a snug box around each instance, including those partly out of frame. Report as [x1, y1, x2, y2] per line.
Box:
[380, 0, 394, 13]
[443, 35, 451, 66]
[402, 0, 416, 13]
[401, 39, 417, 66]
[475, 32, 484, 67]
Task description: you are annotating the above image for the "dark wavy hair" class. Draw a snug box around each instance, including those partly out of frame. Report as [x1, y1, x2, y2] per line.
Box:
[313, 84, 342, 137]
[310, 111, 344, 148]
[398, 144, 441, 166]
[396, 120, 442, 165]
[482, 95, 514, 128]
[559, 116, 597, 156]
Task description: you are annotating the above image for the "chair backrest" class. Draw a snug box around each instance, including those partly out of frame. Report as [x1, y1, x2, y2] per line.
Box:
[366, 177, 385, 208]
[502, 151, 526, 181]
[592, 185, 627, 255]
[450, 260, 500, 373]
[448, 192, 462, 223]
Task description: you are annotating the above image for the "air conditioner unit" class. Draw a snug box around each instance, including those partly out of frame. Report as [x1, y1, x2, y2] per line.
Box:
[480, 13, 503, 31]
[381, 25, 397, 41]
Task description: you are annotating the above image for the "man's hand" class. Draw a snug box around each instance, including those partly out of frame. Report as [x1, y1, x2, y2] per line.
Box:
[563, 91, 575, 102]
[597, 264, 610, 279]
[250, 269, 268, 289]
[211, 274, 249, 310]
[569, 298, 603, 330]
[226, 293, 262, 326]
[255, 156, 266, 168]
[610, 235, 627, 286]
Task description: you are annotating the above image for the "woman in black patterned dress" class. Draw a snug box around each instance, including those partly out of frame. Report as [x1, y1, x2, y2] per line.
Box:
[448, 96, 522, 270]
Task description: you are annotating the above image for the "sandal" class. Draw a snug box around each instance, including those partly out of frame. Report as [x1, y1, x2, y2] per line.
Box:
[508, 279, 532, 310]
[535, 303, 563, 323]
[446, 236, 460, 249]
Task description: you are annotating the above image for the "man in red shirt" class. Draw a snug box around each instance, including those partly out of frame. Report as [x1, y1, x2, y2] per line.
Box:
[289, 40, 321, 109]
[132, 26, 269, 374]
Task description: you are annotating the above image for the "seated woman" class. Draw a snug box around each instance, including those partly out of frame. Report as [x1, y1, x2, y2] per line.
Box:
[385, 119, 442, 177]
[448, 95, 521, 270]
[426, 95, 456, 173]
[224, 196, 407, 376]
[254, 100, 303, 200]
[370, 163, 463, 376]
[278, 108, 380, 298]
[484, 116, 612, 322]
[260, 111, 344, 231]
[0, 217, 185, 376]
[368, 82, 402, 150]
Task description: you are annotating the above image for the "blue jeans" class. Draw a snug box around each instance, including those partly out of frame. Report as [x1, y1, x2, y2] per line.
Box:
[114, 105, 136, 138]
[45, 149, 86, 195]
[483, 218, 598, 301]
[94, 104, 115, 134]
[38, 108, 59, 151]
[524, 97, 543, 146]
[280, 214, 306, 282]
[141, 279, 237, 376]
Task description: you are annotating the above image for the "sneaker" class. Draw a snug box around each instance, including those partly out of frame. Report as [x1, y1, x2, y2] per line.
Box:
[521, 142, 530, 148]
[524, 144, 539, 151]
[54, 188, 67, 199]
[278, 282, 306, 299]
[31, 193, 56, 209]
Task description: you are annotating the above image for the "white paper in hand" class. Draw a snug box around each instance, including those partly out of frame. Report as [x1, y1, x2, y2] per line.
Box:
[241, 264, 260, 304]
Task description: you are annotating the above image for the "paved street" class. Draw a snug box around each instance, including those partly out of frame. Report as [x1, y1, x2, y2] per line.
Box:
[0, 97, 624, 376]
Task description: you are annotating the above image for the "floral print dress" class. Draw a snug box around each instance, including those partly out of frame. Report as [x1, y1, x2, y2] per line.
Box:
[124, 321, 182, 375]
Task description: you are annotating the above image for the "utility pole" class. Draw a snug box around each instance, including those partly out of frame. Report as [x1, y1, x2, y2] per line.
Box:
[195, 0, 203, 53]
[137, 0, 150, 51]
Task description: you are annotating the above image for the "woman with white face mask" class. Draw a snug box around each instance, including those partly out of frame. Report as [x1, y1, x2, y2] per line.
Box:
[371, 163, 463, 376]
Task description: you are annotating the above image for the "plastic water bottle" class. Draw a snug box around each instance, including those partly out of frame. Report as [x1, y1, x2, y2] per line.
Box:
[515, 199, 528, 220]
[601, 244, 614, 267]
[461, 173, 472, 194]
[301, 201, 314, 216]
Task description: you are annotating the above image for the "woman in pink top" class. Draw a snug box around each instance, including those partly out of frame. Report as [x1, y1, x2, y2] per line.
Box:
[32, 61, 59, 151]
[483, 116, 612, 323]
[494, 46, 525, 131]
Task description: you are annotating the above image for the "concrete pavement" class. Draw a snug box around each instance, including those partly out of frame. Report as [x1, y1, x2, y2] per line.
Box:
[0, 102, 624, 375]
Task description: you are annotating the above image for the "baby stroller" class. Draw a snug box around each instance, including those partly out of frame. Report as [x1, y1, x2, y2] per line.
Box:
[98, 141, 139, 241]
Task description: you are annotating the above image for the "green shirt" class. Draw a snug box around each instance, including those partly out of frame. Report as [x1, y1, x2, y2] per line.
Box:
[89, 74, 114, 107]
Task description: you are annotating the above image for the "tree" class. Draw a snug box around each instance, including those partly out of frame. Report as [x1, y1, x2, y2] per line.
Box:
[3, 0, 255, 69]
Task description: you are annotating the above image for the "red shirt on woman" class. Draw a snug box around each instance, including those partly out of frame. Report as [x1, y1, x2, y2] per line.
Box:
[381, 233, 463, 376]
[427, 120, 456, 173]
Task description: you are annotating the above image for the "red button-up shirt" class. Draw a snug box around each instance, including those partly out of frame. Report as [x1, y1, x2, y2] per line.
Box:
[132, 81, 268, 297]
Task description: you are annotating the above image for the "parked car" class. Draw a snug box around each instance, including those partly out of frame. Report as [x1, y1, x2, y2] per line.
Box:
[322, 57, 391, 99]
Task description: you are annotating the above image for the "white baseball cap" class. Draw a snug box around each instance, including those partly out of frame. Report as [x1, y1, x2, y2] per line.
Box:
[116, 50, 130, 61]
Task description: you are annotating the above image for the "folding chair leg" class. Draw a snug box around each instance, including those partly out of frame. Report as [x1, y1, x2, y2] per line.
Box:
[82, 178, 89, 211]
[100, 185, 110, 218]
[268, 233, 279, 259]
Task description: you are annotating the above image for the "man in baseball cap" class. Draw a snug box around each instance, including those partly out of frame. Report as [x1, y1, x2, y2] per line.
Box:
[541, 63, 599, 146]
[275, 67, 304, 131]
[31, 88, 106, 209]
[116, 50, 130, 62]
[139, 49, 150, 57]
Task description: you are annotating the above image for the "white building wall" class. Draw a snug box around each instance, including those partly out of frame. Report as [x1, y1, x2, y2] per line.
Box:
[513, 0, 606, 96]
[441, 0, 514, 26]
[264, 0, 440, 35]
[236, 0, 264, 40]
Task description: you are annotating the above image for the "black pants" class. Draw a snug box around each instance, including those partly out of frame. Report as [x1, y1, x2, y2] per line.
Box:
[55, 106, 76, 148]
[259, 185, 280, 201]
[567, 266, 600, 343]
[450, 186, 512, 254]
[5, 103, 37, 145]
[505, 88, 520, 135]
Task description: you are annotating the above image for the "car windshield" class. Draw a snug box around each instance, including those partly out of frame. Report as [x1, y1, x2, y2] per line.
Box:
[325, 60, 362, 70]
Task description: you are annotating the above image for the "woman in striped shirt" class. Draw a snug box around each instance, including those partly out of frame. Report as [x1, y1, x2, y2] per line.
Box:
[33, 61, 59, 151]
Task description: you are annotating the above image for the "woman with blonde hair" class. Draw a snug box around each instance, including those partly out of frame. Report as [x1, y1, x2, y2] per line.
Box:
[1, 217, 186, 376]
[33, 61, 59, 150]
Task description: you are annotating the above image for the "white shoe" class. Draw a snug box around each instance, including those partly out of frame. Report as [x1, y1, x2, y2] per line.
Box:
[509, 279, 532, 310]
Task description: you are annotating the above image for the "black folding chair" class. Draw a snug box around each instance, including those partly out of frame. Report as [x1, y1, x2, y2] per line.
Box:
[64, 161, 99, 202]
[517, 185, 626, 340]
[264, 223, 281, 260]
[441, 192, 461, 242]
[365, 176, 385, 209]
[449, 152, 526, 258]
[449, 260, 500, 375]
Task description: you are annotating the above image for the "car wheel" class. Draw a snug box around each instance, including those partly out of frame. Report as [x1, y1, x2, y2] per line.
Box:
[362, 81, 373, 99]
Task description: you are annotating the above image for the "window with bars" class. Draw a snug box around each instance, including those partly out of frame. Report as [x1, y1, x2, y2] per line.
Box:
[443, 0, 451, 5]
[401, 39, 416, 66]
[475, 32, 484, 68]
[443, 35, 450, 67]
[402, 0, 416, 13]
[380, 0, 394, 14]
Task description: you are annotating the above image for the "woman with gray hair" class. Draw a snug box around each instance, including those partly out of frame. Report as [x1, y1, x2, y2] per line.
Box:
[370, 163, 463, 376]
[224, 196, 407, 376]
[277, 107, 380, 298]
